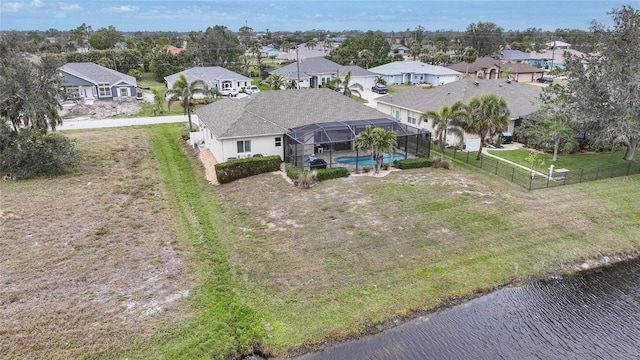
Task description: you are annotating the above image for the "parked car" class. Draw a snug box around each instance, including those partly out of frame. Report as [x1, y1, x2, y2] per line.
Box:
[371, 84, 388, 94]
[536, 76, 554, 84]
[221, 88, 239, 97]
[246, 85, 260, 94]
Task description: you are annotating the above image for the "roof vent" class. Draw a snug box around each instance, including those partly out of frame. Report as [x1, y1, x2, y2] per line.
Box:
[506, 78, 512, 84]
[474, 81, 479, 86]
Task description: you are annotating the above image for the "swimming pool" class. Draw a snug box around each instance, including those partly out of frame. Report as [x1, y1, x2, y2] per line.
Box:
[335, 153, 406, 166]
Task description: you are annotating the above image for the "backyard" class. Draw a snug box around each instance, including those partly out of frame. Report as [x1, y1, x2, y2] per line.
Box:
[2, 124, 640, 359]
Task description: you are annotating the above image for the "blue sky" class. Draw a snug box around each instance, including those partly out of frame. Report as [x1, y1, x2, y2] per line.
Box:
[0, 0, 635, 33]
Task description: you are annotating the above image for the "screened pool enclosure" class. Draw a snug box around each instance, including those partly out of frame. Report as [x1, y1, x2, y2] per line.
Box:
[284, 118, 431, 170]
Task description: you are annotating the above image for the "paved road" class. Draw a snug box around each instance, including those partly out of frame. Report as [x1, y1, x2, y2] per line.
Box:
[56, 114, 194, 131]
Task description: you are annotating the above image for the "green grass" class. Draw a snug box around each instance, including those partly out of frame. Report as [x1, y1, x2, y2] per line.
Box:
[487, 148, 638, 172]
[120, 124, 266, 359]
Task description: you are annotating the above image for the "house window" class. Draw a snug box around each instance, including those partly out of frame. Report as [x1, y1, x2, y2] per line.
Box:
[407, 111, 417, 125]
[65, 86, 81, 99]
[275, 137, 282, 147]
[237, 140, 251, 153]
[119, 87, 129, 97]
[98, 83, 111, 97]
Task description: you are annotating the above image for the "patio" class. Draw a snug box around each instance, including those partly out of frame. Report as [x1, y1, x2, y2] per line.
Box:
[284, 118, 431, 171]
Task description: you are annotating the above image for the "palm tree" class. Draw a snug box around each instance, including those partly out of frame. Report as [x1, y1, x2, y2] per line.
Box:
[374, 76, 387, 86]
[265, 72, 286, 90]
[419, 101, 469, 161]
[330, 71, 364, 98]
[354, 125, 397, 174]
[462, 47, 478, 76]
[305, 38, 317, 50]
[355, 125, 377, 172]
[373, 127, 398, 172]
[165, 74, 209, 132]
[358, 49, 374, 69]
[466, 94, 511, 160]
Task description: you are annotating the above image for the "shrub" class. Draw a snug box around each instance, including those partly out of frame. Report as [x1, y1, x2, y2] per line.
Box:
[295, 171, 317, 189]
[216, 155, 281, 184]
[433, 159, 452, 169]
[0, 125, 80, 179]
[285, 163, 304, 180]
[383, 162, 390, 170]
[315, 167, 349, 181]
[396, 157, 433, 169]
[362, 166, 371, 173]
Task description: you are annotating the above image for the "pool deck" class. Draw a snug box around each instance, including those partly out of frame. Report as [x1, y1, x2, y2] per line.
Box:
[307, 150, 414, 172]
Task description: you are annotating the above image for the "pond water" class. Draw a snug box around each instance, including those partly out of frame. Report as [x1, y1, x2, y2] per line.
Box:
[278, 258, 640, 359]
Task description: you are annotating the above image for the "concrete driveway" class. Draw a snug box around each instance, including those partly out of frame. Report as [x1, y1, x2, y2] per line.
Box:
[358, 89, 386, 109]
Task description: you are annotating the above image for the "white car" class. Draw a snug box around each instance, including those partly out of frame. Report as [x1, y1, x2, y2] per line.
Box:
[246, 85, 260, 94]
[221, 88, 239, 97]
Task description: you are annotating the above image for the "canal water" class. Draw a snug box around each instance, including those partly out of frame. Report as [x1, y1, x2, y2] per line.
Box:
[283, 258, 640, 359]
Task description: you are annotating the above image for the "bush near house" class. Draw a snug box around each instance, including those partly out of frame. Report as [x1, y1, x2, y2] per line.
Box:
[216, 155, 281, 184]
[285, 163, 349, 182]
[396, 157, 434, 169]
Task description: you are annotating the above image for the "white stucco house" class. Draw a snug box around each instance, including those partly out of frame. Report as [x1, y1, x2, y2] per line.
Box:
[375, 78, 542, 149]
[194, 88, 429, 167]
[369, 61, 461, 86]
[164, 67, 252, 93]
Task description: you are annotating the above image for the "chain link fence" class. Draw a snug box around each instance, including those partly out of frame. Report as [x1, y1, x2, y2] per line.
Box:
[442, 147, 640, 190]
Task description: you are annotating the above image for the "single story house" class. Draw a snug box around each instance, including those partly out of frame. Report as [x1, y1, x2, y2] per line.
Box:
[164, 67, 252, 93]
[266, 57, 379, 90]
[447, 57, 545, 82]
[194, 88, 430, 169]
[368, 61, 461, 86]
[529, 48, 584, 70]
[375, 78, 542, 150]
[391, 44, 410, 55]
[59, 62, 137, 104]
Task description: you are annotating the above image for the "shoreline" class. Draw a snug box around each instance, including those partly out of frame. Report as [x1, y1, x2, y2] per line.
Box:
[272, 248, 640, 358]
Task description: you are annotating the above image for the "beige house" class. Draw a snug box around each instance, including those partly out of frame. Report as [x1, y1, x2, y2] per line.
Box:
[375, 78, 542, 149]
[448, 57, 545, 83]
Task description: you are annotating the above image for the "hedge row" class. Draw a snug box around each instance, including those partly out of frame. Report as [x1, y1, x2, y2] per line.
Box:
[284, 163, 349, 182]
[215, 155, 282, 184]
[396, 157, 434, 169]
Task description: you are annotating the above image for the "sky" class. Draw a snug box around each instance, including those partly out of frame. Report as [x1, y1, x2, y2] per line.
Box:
[0, 0, 636, 33]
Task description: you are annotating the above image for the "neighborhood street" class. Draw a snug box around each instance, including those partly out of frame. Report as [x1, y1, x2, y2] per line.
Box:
[56, 114, 193, 131]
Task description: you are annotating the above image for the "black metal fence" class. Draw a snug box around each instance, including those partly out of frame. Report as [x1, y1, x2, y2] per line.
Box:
[442, 147, 640, 191]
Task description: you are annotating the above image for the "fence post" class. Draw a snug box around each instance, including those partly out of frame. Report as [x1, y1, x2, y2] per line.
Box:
[511, 167, 515, 182]
[466, 150, 469, 163]
[529, 172, 533, 191]
[495, 160, 499, 174]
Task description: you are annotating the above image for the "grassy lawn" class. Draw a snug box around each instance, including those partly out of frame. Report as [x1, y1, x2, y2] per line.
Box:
[3, 125, 640, 359]
[487, 148, 639, 173]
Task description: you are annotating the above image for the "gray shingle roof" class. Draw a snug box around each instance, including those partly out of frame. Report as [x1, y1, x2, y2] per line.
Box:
[376, 78, 542, 118]
[164, 67, 251, 88]
[60, 62, 136, 86]
[269, 57, 376, 80]
[447, 57, 498, 73]
[369, 61, 461, 76]
[195, 88, 395, 139]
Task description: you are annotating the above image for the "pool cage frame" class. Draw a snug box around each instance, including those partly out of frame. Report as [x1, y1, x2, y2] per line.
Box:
[284, 118, 431, 170]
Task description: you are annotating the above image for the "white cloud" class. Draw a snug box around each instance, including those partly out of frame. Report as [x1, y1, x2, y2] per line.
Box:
[269, 2, 287, 11]
[29, 0, 44, 8]
[1, 2, 25, 12]
[105, 5, 139, 13]
[58, 3, 81, 11]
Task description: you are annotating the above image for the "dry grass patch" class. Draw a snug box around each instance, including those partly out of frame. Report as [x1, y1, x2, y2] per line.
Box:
[0, 129, 193, 359]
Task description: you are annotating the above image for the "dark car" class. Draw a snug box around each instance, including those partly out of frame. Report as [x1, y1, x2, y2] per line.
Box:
[536, 76, 554, 84]
[371, 84, 388, 94]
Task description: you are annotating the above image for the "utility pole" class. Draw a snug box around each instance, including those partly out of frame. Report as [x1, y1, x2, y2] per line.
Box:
[296, 46, 301, 89]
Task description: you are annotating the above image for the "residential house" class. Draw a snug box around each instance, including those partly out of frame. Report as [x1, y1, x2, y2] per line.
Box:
[390, 44, 410, 55]
[194, 88, 429, 168]
[369, 60, 461, 86]
[529, 48, 584, 70]
[266, 57, 379, 89]
[501, 49, 530, 62]
[375, 78, 541, 150]
[447, 57, 545, 82]
[275, 48, 328, 63]
[164, 67, 252, 93]
[59, 62, 137, 104]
